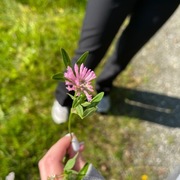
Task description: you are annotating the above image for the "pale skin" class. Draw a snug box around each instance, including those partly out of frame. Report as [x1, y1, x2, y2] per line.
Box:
[38, 134, 86, 180]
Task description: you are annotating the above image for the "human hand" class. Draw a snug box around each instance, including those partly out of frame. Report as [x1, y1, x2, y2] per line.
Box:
[38, 134, 86, 180]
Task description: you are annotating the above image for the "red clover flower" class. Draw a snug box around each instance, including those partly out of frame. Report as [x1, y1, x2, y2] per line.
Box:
[64, 63, 96, 101]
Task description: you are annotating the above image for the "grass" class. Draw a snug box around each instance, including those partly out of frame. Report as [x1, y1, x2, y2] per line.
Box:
[0, 0, 160, 179]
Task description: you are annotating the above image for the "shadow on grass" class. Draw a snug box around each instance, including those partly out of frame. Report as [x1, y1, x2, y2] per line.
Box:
[109, 86, 180, 128]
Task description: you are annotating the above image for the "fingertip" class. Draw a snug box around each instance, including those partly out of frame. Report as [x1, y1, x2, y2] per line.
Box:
[65, 132, 74, 137]
[79, 142, 85, 152]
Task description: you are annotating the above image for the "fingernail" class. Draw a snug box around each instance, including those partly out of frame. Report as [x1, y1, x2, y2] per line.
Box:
[72, 136, 80, 152]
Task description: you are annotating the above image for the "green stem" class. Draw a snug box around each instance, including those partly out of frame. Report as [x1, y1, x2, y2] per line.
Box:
[68, 108, 73, 140]
[63, 108, 73, 165]
[68, 94, 76, 140]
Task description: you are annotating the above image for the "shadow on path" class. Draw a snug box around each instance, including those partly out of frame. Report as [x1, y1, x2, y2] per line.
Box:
[110, 86, 180, 128]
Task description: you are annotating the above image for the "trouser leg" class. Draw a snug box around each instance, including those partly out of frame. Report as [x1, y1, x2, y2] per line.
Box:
[55, 0, 137, 106]
[96, 0, 179, 93]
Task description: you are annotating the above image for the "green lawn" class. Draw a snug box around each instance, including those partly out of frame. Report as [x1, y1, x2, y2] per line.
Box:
[0, 0, 158, 179]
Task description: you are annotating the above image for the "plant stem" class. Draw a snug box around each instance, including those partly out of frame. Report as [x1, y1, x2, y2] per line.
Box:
[68, 108, 73, 140]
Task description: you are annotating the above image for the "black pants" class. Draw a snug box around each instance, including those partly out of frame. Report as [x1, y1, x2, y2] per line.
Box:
[56, 0, 179, 107]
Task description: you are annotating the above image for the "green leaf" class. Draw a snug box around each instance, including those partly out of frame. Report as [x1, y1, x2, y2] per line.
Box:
[72, 96, 81, 108]
[64, 169, 78, 175]
[64, 153, 78, 171]
[72, 94, 86, 108]
[75, 105, 84, 119]
[76, 163, 90, 180]
[76, 51, 89, 66]
[86, 102, 98, 109]
[81, 101, 91, 107]
[63, 170, 78, 180]
[61, 48, 71, 68]
[91, 92, 104, 103]
[52, 72, 65, 81]
[83, 92, 104, 109]
[67, 93, 75, 101]
[83, 107, 97, 119]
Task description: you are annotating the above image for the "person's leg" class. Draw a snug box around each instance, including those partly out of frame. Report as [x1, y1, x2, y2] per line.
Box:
[55, 0, 137, 107]
[96, 0, 179, 93]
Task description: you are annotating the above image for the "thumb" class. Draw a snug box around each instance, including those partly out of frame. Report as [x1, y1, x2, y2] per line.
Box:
[73, 141, 86, 171]
[68, 135, 86, 171]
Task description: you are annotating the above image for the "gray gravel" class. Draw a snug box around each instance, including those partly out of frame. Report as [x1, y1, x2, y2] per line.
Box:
[129, 6, 180, 180]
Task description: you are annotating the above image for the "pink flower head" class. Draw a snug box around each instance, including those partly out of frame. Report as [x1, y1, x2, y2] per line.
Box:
[64, 63, 96, 101]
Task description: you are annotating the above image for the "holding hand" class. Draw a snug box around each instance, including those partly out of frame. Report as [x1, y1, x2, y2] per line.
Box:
[38, 134, 86, 180]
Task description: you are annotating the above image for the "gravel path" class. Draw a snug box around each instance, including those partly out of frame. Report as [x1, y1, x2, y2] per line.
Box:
[128, 6, 180, 180]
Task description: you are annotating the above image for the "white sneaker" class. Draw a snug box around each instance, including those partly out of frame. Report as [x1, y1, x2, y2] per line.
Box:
[51, 100, 69, 124]
[97, 95, 110, 113]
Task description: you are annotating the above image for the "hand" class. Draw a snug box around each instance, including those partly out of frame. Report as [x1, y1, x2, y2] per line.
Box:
[38, 134, 86, 180]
